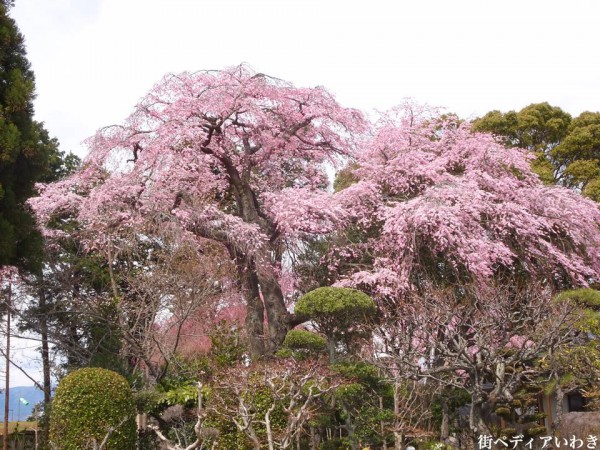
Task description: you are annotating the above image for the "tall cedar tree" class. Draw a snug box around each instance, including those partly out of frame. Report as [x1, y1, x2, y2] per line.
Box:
[1, 6, 79, 448]
[0, 1, 65, 272]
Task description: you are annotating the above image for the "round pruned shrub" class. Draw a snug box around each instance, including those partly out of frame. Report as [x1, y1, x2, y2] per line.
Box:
[295, 287, 376, 339]
[283, 329, 327, 352]
[295, 287, 376, 362]
[50, 367, 136, 450]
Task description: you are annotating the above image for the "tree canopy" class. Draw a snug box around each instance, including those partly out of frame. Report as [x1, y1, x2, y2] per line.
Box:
[25, 64, 600, 448]
[29, 64, 366, 356]
[331, 105, 600, 299]
[473, 102, 600, 200]
[0, 2, 71, 272]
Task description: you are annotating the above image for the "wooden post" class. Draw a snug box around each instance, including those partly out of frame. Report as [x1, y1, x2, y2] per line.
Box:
[3, 281, 11, 450]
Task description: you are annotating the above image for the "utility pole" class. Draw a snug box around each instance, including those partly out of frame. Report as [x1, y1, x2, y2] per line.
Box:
[3, 281, 11, 450]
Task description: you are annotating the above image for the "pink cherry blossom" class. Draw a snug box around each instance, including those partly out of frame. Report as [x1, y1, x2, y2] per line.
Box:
[28, 64, 366, 355]
[337, 103, 600, 296]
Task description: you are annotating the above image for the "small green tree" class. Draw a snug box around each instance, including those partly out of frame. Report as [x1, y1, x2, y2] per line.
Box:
[50, 368, 136, 450]
[295, 287, 376, 362]
[278, 329, 327, 359]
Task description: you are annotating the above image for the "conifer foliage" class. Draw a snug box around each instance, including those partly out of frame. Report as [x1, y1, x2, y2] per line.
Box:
[0, 1, 61, 271]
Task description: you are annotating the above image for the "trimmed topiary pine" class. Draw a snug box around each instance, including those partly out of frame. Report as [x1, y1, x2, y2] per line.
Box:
[295, 287, 376, 362]
[283, 329, 327, 352]
[278, 329, 327, 359]
[50, 367, 136, 450]
[555, 288, 600, 333]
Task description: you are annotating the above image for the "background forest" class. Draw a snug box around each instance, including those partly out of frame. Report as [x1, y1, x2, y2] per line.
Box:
[1, 1, 600, 449]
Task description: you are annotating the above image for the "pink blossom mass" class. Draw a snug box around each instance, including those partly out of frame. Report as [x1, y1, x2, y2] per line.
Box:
[29, 65, 600, 356]
[335, 105, 600, 297]
[29, 65, 367, 356]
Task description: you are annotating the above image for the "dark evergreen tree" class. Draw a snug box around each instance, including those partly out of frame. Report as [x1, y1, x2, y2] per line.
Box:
[0, 0, 69, 271]
[0, 6, 81, 447]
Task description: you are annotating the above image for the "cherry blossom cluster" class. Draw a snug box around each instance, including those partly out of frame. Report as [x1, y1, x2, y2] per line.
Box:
[337, 105, 600, 296]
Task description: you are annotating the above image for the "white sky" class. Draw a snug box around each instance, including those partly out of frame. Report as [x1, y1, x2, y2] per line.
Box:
[10, 0, 600, 159]
[6, 0, 600, 386]
[1, 334, 44, 391]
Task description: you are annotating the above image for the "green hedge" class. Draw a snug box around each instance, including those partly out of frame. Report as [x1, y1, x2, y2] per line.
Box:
[50, 367, 136, 449]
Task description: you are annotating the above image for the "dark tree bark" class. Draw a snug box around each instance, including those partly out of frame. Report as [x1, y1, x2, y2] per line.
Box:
[241, 259, 267, 357]
[257, 265, 290, 355]
[210, 155, 296, 357]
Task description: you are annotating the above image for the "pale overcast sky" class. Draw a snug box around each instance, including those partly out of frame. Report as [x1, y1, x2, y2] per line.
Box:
[10, 0, 600, 159]
[6, 0, 600, 387]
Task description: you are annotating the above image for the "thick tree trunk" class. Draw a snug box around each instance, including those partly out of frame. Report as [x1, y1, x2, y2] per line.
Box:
[394, 432, 404, 450]
[240, 259, 266, 357]
[257, 266, 291, 355]
[245, 294, 266, 357]
[227, 165, 293, 357]
[310, 426, 319, 450]
[212, 157, 309, 357]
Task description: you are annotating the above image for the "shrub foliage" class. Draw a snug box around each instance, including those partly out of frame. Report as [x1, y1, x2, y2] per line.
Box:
[50, 367, 136, 449]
